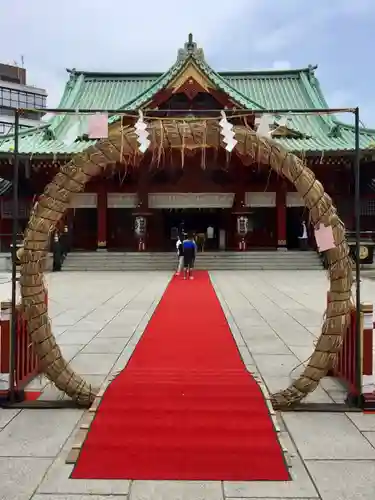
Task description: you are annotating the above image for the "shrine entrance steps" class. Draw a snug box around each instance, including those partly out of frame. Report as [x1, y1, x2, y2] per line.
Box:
[61, 250, 323, 272]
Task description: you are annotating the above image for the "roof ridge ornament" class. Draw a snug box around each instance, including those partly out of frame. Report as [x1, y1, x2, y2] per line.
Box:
[307, 64, 318, 81]
[177, 33, 205, 62]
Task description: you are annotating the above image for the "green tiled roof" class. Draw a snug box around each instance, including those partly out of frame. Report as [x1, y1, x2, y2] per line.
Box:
[0, 39, 374, 155]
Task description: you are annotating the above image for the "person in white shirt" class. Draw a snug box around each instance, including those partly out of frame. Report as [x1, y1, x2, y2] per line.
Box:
[175, 235, 184, 275]
[298, 221, 308, 250]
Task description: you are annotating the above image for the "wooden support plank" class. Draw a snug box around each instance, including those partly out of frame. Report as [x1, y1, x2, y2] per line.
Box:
[65, 378, 109, 464]
[255, 372, 291, 468]
[65, 448, 80, 465]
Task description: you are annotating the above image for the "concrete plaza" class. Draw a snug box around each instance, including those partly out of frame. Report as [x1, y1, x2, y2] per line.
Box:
[1, 269, 375, 500]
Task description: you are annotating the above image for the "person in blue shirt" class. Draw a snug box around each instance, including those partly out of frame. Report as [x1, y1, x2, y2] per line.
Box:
[182, 233, 196, 280]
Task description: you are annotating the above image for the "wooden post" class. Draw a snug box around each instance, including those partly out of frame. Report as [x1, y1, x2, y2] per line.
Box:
[97, 189, 107, 250]
[276, 182, 287, 249]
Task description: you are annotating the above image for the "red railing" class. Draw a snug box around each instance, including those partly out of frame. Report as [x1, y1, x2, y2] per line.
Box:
[330, 310, 359, 397]
[14, 311, 39, 389]
[0, 292, 47, 399]
[329, 304, 375, 409]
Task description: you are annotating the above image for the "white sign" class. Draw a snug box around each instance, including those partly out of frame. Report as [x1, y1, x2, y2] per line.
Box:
[70, 193, 97, 209]
[314, 224, 335, 252]
[245, 192, 276, 207]
[107, 193, 138, 208]
[148, 193, 235, 209]
[287, 192, 304, 207]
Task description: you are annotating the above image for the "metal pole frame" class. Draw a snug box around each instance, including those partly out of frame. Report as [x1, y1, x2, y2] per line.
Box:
[0, 105, 359, 117]
[1, 105, 362, 410]
[354, 107, 362, 397]
[9, 109, 20, 403]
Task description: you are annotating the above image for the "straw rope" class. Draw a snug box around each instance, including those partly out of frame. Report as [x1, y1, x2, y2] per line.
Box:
[19, 119, 353, 408]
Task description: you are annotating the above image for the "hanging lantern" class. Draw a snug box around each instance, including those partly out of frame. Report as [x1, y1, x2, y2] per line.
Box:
[134, 216, 147, 237]
[237, 215, 249, 236]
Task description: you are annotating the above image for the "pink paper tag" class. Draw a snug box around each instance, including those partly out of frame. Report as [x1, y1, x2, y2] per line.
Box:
[88, 113, 108, 139]
[314, 223, 335, 252]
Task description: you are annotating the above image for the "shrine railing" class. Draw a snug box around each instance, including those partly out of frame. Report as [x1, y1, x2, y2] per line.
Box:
[329, 302, 375, 409]
[0, 293, 47, 401]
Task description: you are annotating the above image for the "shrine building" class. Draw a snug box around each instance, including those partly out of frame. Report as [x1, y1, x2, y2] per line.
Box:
[0, 35, 375, 253]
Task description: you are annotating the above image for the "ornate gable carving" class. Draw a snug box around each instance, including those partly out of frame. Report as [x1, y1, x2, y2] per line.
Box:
[168, 61, 214, 93]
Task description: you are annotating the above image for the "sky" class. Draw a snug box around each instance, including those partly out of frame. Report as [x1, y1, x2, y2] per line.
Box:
[0, 0, 374, 127]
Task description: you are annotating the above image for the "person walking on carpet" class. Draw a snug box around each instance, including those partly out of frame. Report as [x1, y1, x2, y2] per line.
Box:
[183, 233, 196, 280]
[175, 235, 184, 276]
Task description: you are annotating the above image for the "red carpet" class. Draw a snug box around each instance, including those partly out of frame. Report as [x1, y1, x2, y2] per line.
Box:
[72, 271, 289, 481]
[25, 391, 42, 401]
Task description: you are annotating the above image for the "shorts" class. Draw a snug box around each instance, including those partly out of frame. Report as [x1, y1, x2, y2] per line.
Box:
[183, 256, 194, 268]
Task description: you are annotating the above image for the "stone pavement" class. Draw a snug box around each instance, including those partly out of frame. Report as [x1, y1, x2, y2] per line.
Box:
[0, 270, 375, 500]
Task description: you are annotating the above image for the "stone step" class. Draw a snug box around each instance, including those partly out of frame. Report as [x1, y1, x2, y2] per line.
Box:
[65, 261, 321, 266]
[67, 251, 315, 256]
[64, 258, 321, 264]
[63, 264, 322, 272]
[65, 253, 319, 260]
[62, 250, 323, 271]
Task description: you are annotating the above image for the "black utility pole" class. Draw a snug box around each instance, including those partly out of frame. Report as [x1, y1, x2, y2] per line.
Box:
[9, 109, 20, 403]
[353, 107, 361, 395]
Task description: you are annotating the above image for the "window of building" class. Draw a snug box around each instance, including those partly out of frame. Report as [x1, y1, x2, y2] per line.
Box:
[0, 75, 21, 84]
[35, 95, 46, 108]
[0, 86, 46, 110]
[0, 122, 12, 135]
[27, 93, 34, 106]
[0, 88, 11, 106]
[0, 108, 15, 116]
[19, 91, 27, 106]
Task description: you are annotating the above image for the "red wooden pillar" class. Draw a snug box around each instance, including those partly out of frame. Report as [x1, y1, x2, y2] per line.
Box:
[97, 189, 107, 250]
[276, 182, 287, 249]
